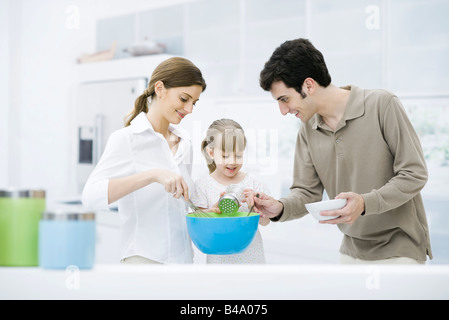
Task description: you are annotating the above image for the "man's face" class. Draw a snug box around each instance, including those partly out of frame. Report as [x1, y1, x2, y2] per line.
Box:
[270, 81, 316, 123]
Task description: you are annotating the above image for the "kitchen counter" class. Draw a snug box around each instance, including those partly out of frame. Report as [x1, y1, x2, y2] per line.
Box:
[1, 264, 449, 300]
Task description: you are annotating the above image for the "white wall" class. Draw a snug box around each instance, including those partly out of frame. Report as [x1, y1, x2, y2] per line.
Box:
[2, 0, 97, 202]
[0, 0, 10, 187]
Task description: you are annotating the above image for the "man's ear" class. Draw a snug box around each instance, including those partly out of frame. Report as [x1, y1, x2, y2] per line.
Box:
[303, 77, 316, 95]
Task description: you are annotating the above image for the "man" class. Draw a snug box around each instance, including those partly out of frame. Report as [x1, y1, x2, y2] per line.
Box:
[254, 38, 432, 264]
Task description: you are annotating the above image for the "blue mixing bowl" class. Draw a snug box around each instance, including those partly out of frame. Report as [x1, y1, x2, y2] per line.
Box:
[186, 212, 260, 255]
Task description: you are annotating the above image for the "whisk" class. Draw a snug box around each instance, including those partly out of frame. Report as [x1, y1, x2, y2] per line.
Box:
[184, 198, 210, 218]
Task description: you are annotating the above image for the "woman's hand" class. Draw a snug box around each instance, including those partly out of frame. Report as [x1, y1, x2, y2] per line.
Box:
[154, 169, 189, 200]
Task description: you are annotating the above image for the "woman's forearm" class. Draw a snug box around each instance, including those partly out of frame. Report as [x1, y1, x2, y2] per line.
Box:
[108, 169, 159, 204]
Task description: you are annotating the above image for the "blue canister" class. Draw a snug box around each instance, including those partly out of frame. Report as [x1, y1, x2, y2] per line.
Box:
[39, 210, 96, 269]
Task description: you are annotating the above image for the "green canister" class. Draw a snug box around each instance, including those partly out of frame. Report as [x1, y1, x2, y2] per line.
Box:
[0, 189, 46, 266]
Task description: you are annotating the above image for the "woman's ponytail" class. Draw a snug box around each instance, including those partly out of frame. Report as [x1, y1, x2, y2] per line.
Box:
[124, 89, 151, 127]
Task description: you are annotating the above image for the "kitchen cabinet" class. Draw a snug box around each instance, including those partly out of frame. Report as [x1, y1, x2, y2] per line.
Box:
[75, 53, 173, 83]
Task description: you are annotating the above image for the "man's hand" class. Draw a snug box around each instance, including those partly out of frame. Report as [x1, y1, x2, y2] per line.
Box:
[245, 190, 284, 220]
[319, 192, 365, 225]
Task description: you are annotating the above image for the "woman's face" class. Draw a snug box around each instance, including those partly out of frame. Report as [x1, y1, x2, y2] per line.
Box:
[156, 82, 203, 124]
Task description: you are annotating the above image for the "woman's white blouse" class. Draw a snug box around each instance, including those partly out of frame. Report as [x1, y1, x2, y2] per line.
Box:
[82, 112, 194, 264]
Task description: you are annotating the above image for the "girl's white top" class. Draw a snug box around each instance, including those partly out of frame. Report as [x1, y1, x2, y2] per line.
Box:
[82, 112, 194, 263]
[191, 173, 269, 264]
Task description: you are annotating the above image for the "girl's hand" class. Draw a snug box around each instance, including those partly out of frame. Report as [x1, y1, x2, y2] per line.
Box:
[212, 191, 226, 214]
[206, 193, 223, 214]
[206, 206, 221, 214]
[154, 169, 189, 200]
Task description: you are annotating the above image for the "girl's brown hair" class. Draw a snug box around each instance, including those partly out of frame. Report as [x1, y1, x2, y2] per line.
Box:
[124, 57, 207, 126]
[201, 119, 247, 174]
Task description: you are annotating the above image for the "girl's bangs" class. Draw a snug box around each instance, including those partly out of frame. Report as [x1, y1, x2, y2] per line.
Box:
[220, 128, 246, 154]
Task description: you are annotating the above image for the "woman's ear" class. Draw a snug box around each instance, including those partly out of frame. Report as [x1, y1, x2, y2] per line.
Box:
[154, 80, 165, 98]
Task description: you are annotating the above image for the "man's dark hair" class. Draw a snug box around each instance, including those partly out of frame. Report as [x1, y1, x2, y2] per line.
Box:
[259, 38, 332, 94]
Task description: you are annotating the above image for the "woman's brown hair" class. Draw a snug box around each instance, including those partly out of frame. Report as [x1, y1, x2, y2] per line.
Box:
[124, 57, 207, 126]
[201, 119, 247, 174]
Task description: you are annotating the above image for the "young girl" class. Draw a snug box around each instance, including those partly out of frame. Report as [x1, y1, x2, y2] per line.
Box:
[191, 119, 270, 264]
[82, 57, 207, 264]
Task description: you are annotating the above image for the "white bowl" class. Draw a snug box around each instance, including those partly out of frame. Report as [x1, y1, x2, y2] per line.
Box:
[305, 199, 347, 221]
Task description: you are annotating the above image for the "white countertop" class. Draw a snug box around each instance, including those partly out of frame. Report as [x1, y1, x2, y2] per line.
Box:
[1, 264, 449, 300]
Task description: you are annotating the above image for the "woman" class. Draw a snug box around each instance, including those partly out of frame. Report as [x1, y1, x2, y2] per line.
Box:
[82, 57, 207, 264]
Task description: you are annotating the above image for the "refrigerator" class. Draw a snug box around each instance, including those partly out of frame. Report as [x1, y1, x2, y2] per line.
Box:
[75, 78, 147, 193]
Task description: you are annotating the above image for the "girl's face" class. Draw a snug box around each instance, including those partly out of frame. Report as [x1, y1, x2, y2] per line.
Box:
[208, 148, 244, 179]
[155, 81, 203, 124]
